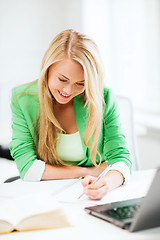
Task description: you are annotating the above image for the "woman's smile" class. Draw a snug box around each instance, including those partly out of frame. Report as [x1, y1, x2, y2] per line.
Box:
[57, 90, 71, 99]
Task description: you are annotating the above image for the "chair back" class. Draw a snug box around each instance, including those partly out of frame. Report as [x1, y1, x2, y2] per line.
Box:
[117, 96, 140, 171]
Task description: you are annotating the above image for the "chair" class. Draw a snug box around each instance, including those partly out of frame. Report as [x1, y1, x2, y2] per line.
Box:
[0, 145, 14, 160]
[117, 95, 140, 171]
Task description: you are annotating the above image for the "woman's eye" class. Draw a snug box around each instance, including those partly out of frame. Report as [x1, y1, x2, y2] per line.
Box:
[59, 78, 67, 82]
[76, 82, 85, 86]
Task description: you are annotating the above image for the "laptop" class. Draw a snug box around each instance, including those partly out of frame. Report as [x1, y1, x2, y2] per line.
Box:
[85, 167, 160, 232]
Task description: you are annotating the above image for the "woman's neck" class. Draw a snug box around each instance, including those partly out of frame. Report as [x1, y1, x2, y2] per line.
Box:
[54, 99, 74, 111]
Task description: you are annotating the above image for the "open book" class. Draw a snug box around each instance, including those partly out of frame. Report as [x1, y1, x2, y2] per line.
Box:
[0, 192, 71, 234]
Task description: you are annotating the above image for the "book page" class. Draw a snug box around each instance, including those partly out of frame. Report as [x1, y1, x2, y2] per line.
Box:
[0, 220, 13, 234]
[0, 192, 62, 228]
[16, 209, 71, 231]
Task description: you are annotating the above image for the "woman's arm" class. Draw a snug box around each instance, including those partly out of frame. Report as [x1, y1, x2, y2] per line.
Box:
[41, 164, 87, 180]
[41, 161, 108, 180]
[102, 89, 132, 179]
[10, 86, 39, 180]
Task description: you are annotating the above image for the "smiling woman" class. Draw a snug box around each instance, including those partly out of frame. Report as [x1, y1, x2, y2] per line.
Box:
[9, 29, 132, 200]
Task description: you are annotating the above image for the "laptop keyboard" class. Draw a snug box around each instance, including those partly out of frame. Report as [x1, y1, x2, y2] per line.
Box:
[105, 204, 140, 220]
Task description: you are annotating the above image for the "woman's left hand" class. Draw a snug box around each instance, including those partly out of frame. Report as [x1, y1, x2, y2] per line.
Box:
[81, 170, 124, 200]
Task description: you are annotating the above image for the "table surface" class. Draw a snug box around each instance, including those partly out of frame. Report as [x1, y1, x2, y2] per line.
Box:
[0, 161, 160, 240]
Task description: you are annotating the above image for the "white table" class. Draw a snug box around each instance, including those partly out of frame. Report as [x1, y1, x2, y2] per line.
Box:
[0, 161, 160, 240]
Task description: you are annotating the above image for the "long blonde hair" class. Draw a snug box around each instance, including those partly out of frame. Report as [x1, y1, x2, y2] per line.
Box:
[37, 29, 104, 166]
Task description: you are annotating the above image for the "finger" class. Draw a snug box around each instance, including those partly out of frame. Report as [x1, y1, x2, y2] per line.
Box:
[88, 176, 107, 190]
[81, 175, 96, 187]
[86, 185, 108, 200]
[87, 185, 108, 200]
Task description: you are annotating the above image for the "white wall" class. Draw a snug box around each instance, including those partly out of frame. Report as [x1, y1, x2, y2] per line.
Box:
[137, 130, 160, 170]
[0, 0, 83, 144]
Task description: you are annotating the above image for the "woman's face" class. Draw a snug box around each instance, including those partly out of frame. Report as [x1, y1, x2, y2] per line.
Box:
[48, 58, 85, 105]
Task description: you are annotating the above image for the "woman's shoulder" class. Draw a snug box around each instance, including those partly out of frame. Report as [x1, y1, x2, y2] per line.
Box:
[103, 87, 118, 116]
[12, 80, 38, 96]
[11, 80, 39, 109]
[103, 87, 116, 103]
[11, 80, 40, 126]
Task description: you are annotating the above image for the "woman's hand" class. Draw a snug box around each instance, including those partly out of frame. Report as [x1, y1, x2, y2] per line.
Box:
[81, 170, 124, 200]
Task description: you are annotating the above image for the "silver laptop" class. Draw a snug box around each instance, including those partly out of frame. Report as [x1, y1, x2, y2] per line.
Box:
[85, 168, 160, 232]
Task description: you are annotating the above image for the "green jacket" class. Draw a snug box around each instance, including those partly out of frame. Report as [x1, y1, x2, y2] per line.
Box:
[10, 81, 132, 179]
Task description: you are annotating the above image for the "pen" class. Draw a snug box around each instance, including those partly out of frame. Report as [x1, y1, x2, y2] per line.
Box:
[78, 164, 112, 199]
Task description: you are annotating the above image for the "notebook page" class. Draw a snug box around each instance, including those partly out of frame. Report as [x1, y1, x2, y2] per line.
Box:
[0, 178, 80, 198]
[53, 169, 156, 206]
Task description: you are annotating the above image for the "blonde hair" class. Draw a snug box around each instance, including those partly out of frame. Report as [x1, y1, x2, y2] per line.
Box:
[37, 29, 104, 166]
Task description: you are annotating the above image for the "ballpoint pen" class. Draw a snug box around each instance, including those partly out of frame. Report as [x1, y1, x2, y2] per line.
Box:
[78, 164, 112, 199]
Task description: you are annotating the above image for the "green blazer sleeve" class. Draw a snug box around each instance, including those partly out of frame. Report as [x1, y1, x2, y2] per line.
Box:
[102, 88, 132, 173]
[9, 82, 39, 179]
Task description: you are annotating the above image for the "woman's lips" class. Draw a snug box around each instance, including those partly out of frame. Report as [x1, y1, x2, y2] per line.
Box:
[58, 90, 71, 99]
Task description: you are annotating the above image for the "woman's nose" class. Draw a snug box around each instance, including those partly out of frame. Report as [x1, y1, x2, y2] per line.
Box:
[63, 85, 73, 95]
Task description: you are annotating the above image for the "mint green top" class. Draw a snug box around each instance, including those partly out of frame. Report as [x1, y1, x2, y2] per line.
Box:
[10, 80, 132, 179]
[57, 131, 84, 164]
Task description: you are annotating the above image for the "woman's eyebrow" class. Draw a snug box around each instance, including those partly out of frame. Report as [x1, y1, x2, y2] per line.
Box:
[58, 73, 85, 82]
[58, 73, 70, 80]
